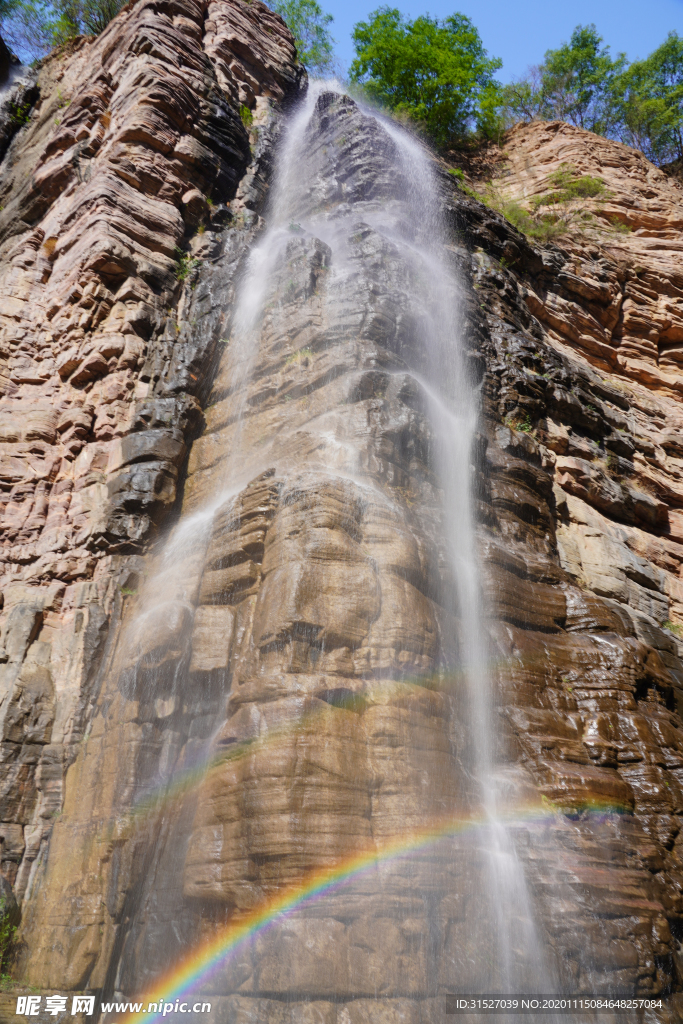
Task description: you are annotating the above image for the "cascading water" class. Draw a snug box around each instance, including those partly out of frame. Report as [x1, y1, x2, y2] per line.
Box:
[98, 83, 569, 1019]
[268, 79, 551, 996]
[376, 114, 551, 996]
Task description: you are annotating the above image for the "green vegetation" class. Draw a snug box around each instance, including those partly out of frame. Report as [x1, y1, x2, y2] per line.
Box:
[0, 894, 17, 979]
[458, 181, 568, 243]
[239, 104, 254, 129]
[173, 247, 201, 284]
[452, 162, 622, 244]
[502, 25, 683, 167]
[664, 620, 683, 636]
[531, 164, 607, 207]
[0, 0, 125, 59]
[53, 0, 125, 39]
[612, 33, 683, 166]
[0, 0, 20, 18]
[609, 217, 632, 235]
[505, 412, 533, 433]
[499, 203, 568, 243]
[344, 13, 683, 166]
[268, 0, 336, 77]
[9, 100, 31, 126]
[0, 0, 54, 61]
[0, 0, 680, 174]
[350, 8, 502, 146]
[502, 25, 627, 136]
[285, 346, 314, 364]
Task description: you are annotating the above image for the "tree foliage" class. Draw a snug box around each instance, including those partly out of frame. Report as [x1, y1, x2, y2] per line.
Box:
[541, 24, 627, 134]
[502, 25, 683, 166]
[349, 7, 502, 146]
[269, 0, 336, 78]
[502, 25, 626, 135]
[3, 0, 338, 71]
[612, 33, 683, 165]
[51, 0, 124, 41]
[0, 0, 123, 61]
[0, 1, 54, 62]
[0, 0, 20, 19]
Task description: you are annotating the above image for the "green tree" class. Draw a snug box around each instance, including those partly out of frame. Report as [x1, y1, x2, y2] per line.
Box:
[0, 0, 19, 67]
[612, 33, 683, 165]
[503, 24, 626, 135]
[542, 24, 627, 133]
[270, 0, 336, 77]
[0, 0, 20, 18]
[51, 0, 124, 41]
[0, 0, 123, 60]
[0, 1, 55, 61]
[500, 66, 551, 123]
[349, 7, 502, 146]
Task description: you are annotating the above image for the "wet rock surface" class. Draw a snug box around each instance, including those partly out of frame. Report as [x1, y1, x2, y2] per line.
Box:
[0, 12, 682, 1024]
[460, 121, 683, 1010]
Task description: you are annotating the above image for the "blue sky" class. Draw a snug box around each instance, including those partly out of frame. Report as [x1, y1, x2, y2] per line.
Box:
[326, 0, 683, 81]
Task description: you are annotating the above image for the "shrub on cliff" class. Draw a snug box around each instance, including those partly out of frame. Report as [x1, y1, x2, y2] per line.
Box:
[349, 7, 502, 147]
[531, 163, 607, 206]
[452, 162, 619, 245]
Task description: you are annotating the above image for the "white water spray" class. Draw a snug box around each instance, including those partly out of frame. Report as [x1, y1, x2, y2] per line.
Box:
[240, 81, 551, 994]
[376, 112, 550, 993]
[115, 80, 556, 1007]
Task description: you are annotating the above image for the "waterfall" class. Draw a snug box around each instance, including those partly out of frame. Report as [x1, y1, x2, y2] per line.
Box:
[369, 108, 552, 997]
[102, 83, 561, 1017]
[257, 80, 551, 995]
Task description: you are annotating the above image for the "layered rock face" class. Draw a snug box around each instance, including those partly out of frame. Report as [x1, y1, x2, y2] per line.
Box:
[460, 121, 683, 1009]
[3, 10, 683, 1022]
[0, 0, 300, 967]
[18, 90, 473, 1012]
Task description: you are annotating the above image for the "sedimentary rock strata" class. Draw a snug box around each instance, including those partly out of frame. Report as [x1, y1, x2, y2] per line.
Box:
[1, 9, 683, 1022]
[462, 122, 683, 1006]
[0, 0, 300, 939]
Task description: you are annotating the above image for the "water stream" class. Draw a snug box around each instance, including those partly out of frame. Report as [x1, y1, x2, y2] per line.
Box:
[109, 82, 558, 1017]
[282, 81, 550, 996]
[374, 105, 551, 999]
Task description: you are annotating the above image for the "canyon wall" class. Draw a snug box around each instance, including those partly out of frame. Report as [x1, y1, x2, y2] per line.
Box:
[461, 121, 683, 1009]
[1, 4, 683, 1020]
[0, 0, 299, 911]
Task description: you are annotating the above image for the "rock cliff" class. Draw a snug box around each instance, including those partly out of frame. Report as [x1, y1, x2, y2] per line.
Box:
[0, 0, 299, 908]
[461, 120, 683, 1009]
[1, 6, 683, 1020]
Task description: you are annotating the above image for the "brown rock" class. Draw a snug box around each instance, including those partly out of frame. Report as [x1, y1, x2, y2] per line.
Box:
[4, 43, 683, 1022]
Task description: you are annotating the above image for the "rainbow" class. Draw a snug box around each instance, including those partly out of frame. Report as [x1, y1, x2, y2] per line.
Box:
[81, 655, 560, 841]
[116, 661, 522, 829]
[95, 672, 464, 840]
[57, 659, 548, 845]
[90, 656, 632, 1022]
[119, 797, 629, 1024]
